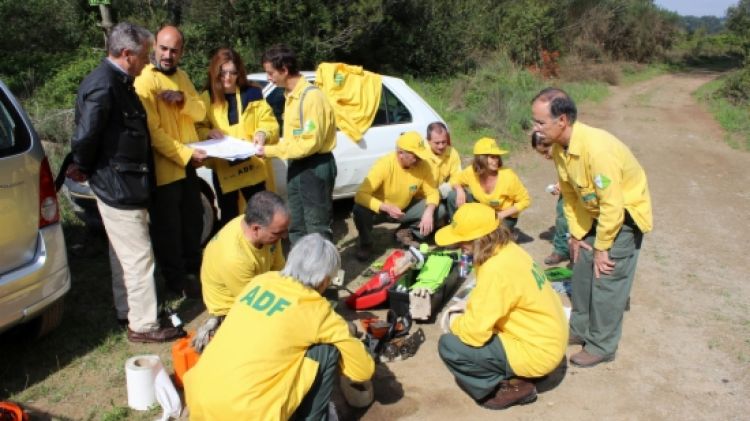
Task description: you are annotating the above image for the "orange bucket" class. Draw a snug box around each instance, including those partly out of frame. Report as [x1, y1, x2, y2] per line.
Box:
[172, 333, 200, 388]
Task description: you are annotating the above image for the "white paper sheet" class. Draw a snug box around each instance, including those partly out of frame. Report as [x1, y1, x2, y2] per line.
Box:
[188, 136, 258, 160]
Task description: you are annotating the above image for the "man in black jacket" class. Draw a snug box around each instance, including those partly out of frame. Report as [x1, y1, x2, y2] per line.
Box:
[68, 22, 185, 343]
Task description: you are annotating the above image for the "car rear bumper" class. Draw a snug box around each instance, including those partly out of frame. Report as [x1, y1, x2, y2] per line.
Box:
[0, 223, 71, 333]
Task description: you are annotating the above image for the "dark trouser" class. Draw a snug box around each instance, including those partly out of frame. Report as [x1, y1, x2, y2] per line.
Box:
[569, 214, 642, 357]
[552, 196, 570, 257]
[438, 333, 514, 400]
[287, 153, 337, 244]
[290, 344, 340, 421]
[211, 171, 265, 229]
[447, 188, 519, 230]
[150, 166, 204, 286]
[352, 198, 445, 248]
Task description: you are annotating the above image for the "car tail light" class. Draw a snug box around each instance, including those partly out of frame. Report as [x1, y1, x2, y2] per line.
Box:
[39, 156, 60, 227]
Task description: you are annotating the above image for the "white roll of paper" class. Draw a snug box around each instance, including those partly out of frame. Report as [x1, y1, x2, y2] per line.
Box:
[125, 354, 160, 411]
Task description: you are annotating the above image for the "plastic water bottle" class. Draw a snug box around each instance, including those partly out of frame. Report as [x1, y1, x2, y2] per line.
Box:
[459, 254, 472, 277]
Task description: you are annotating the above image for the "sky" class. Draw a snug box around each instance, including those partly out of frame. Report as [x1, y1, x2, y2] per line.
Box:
[653, 0, 738, 17]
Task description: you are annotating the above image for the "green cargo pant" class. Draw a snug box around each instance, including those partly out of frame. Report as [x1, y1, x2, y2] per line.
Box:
[552, 197, 570, 258]
[438, 333, 515, 400]
[287, 153, 337, 244]
[569, 216, 642, 357]
[446, 187, 518, 230]
[353, 198, 445, 248]
[290, 344, 340, 421]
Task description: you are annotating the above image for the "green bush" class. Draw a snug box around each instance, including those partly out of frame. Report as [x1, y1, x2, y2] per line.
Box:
[719, 67, 750, 104]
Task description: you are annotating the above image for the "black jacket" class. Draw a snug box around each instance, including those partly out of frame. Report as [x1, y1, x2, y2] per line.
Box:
[72, 59, 154, 209]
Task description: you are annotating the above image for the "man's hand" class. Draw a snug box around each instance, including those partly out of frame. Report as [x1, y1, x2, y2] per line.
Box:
[419, 208, 434, 237]
[455, 186, 467, 207]
[568, 237, 592, 263]
[593, 249, 615, 278]
[65, 163, 87, 182]
[191, 148, 208, 167]
[157, 90, 185, 107]
[253, 131, 267, 146]
[207, 129, 224, 140]
[380, 203, 405, 219]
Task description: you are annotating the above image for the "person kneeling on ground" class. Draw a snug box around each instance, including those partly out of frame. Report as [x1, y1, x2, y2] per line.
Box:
[184, 233, 375, 420]
[435, 203, 568, 410]
[192, 191, 289, 352]
[353, 131, 443, 261]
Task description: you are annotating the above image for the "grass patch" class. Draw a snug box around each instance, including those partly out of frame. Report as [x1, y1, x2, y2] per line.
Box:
[694, 75, 750, 151]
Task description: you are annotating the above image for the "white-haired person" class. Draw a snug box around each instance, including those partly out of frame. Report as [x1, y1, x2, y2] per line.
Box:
[436, 203, 568, 410]
[184, 233, 375, 420]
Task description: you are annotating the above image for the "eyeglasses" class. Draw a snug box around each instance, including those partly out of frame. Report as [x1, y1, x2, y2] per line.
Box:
[220, 70, 238, 78]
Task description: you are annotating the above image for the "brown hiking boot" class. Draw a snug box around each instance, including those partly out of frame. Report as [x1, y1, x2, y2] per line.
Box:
[544, 252, 569, 265]
[570, 349, 614, 368]
[394, 228, 419, 248]
[480, 378, 537, 410]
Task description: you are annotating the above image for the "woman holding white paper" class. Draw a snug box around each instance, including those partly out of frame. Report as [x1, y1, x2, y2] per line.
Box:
[197, 47, 280, 228]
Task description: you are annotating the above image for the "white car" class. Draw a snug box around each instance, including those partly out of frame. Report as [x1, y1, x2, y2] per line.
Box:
[67, 72, 445, 242]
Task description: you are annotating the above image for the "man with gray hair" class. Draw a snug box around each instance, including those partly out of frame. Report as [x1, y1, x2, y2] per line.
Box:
[68, 22, 185, 342]
[185, 233, 375, 420]
[191, 191, 290, 351]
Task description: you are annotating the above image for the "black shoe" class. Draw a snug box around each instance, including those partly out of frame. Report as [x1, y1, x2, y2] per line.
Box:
[127, 326, 186, 343]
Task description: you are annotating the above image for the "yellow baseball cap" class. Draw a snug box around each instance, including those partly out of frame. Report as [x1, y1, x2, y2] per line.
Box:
[473, 137, 508, 156]
[396, 131, 430, 160]
[435, 203, 500, 246]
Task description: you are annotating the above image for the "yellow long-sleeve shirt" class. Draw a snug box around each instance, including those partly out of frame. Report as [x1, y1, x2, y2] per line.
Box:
[552, 122, 653, 250]
[264, 78, 336, 160]
[451, 242, 568, 378]
[185, 271, 375, 421]
[200, 215, 285, 316]
[196, 88, 280, 192]
[355, 152, 439, 213]
[134, 64, 206, 186]
[451, 166, 531, 214]
[427, 146, 462, 185]
[315, 62, 381, 143]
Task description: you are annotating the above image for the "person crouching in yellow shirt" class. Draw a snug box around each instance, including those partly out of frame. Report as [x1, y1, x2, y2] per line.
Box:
[190, 191, 289, 353]
[196, 47, 280, 229]
[435, 203, 568, 410]
[448, 137, 531, 235]
[353, 131, 443, 261]
[184, 233, 375, 421]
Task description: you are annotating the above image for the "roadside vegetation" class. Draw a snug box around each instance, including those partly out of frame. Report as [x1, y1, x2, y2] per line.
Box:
[1, 0, 749, 419]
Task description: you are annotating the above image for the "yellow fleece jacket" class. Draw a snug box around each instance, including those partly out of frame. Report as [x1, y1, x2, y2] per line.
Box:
[355, 152, 439, 212]
[451, 166, 531, 215]
[315, 62, 382, 143]
[552, 122, 653, 250]
[196, 89, 280, 192]
[184, 272, 375, 421]
[200, 215, 285, 316]
[264, 78, 336, 160]
[134, 64, 206, 186]
[427, 146, 462, 185]
[451, 242, 568, 378]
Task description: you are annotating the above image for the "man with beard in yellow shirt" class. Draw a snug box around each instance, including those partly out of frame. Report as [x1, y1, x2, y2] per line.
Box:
[436, 203, 568, 410]
[353, 131, 441, 261]
[185, 233, 375, 420]
[531, 87, 652, 368]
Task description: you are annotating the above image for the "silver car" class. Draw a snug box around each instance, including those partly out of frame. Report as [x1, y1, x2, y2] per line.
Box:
[0, 80, 71, 336]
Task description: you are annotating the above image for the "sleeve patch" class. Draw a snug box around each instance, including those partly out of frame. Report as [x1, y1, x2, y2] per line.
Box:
[594, 174, 611, 189]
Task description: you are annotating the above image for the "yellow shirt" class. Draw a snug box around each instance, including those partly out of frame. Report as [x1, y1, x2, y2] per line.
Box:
[427, 146, 462, 185]
[134, 64, 206, 186]
[200, 215, 285, 316]
[354, 152, 439, 212]
[184, 272, 375, 421]
[451, 242, 568, 378]
[552, 122, 653, 250]
[451, 167, 531, 214]
[315, 62, 382, 143]
[264, 78, 336, 160]
[196, 89, 280, 192]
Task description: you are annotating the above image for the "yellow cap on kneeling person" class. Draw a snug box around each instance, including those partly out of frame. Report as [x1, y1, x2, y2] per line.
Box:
[435, 203, 500, 246]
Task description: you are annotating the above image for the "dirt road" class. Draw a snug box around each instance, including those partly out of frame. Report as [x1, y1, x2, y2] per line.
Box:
[337, 72, 750, 420]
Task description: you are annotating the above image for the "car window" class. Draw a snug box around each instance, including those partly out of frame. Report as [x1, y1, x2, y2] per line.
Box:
[0, 94, 30, 157]
[372, 86, 412, 126]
